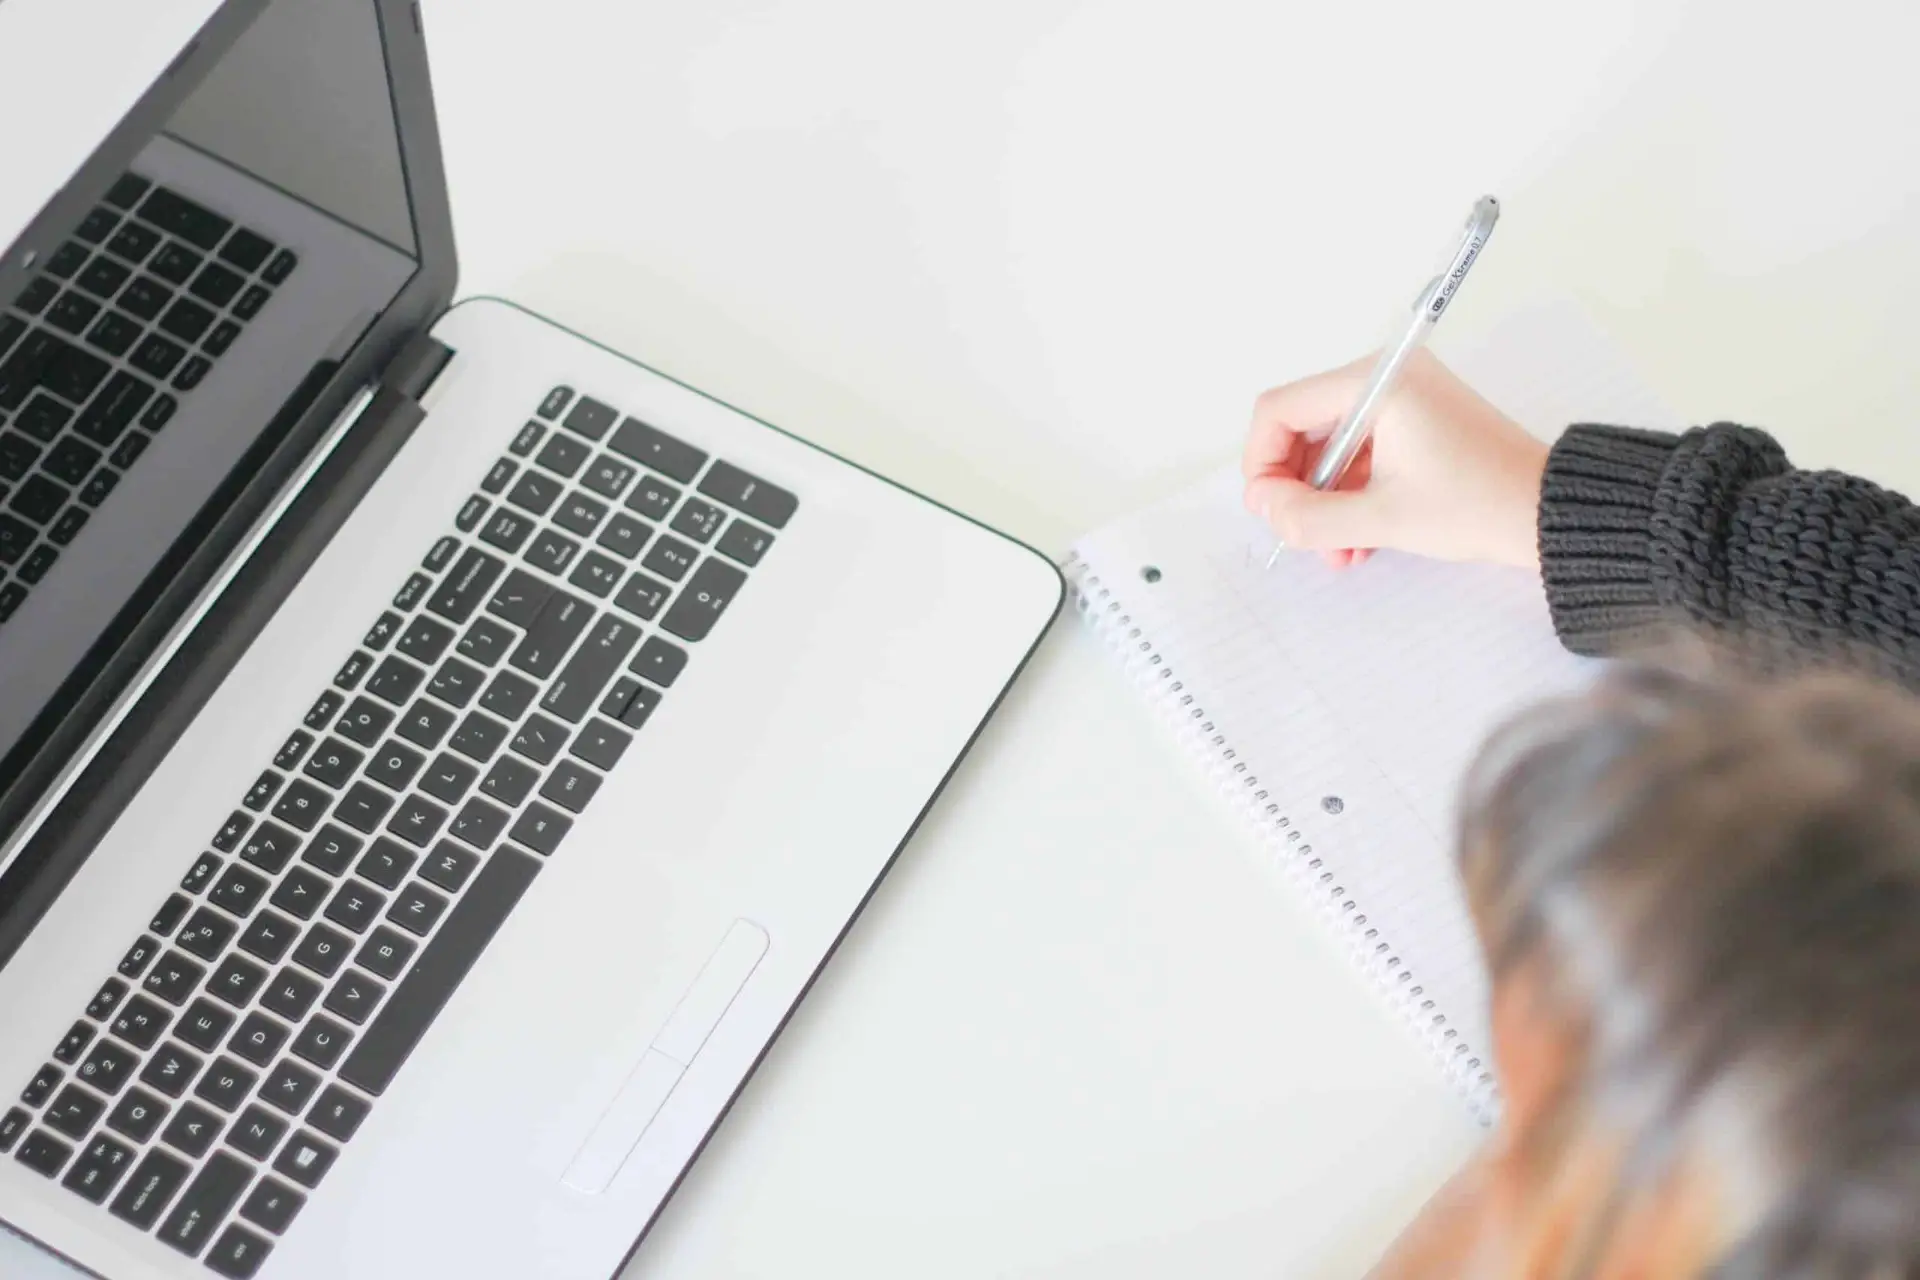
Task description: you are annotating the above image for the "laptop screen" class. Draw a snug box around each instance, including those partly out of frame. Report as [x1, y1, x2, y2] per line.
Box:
[0, 0, 429, 869]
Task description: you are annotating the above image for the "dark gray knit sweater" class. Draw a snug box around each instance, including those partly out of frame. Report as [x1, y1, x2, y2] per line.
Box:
[1539, 424, 1920, 683]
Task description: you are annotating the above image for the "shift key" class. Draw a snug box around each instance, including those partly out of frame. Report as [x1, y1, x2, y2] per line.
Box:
[541, 615, 642, 723]
[509, 590, 595, 679]
[427, 548, 506, 625]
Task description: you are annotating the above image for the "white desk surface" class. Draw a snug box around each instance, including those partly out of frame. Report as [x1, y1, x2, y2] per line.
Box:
[425, 3, 1918, 1276]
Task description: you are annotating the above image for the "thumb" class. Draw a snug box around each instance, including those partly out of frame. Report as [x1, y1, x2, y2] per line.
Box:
[1247, 474, 1388, 552]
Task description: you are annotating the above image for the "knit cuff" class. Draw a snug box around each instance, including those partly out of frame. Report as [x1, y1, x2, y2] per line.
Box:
[1537, 424, 1682, 656]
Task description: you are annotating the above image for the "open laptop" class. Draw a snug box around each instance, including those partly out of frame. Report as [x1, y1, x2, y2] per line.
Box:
[0, 2, 1062, 1276]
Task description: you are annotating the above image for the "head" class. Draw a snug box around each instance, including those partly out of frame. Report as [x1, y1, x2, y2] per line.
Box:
[1456, 653, 1920, 1279]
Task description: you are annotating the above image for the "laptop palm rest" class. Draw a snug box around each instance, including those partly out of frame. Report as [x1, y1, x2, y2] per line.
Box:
[562, 919, 770, 1194]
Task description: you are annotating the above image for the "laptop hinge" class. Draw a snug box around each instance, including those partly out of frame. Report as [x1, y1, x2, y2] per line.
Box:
[381, 332, 455, 402]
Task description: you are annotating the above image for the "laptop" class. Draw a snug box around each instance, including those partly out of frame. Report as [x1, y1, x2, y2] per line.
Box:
[0, 1, 1062, 1276]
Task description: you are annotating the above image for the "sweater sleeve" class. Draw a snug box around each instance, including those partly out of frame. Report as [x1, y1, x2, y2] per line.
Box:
[1537, 423, 1920, 681]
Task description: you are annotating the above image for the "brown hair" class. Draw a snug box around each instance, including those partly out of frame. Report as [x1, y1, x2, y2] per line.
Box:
[1457, 647, 1920, 1278]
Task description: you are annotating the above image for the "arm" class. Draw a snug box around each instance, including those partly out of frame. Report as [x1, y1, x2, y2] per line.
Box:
[1540, 423, 1920, 681]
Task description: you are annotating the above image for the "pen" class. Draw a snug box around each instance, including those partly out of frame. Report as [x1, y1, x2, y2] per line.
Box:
[1263, 195, 1501, 569]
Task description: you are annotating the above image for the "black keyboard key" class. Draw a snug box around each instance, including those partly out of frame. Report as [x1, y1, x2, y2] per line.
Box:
[274, 1130, 338, 1189]
[86, 309, 143, 358]
[86, 978, 130, 1021]
[670, 496, 726, 543]
[54, 1020, 97, 1064]
[273, 730, 315, 772]
[271, 866, 330, 921]
[190, 260, 245, 307]
[228, 1104, 288, 1160]
[161, 1099, 222, 1158]
[632, 635, 688, 687]
[561, 394, 619, 440]
[110, 995, 172, 1050]
[385, 794, 448, 848]
[394, 571, 432, 610]
[599, 675, 640, 723]
[130, 331, 186, 379]
[118, 934, 162, 978]
[272, 777, 333, 831]
[46, 243, 89, 279]
[596, 510, 652, 560]
[240, 1178, 304, 1236]
[14, 1130, 71, 1179]
[143, 951, 207, 1006]
[486, 566, 552, 627]
[0, 1108, 26, 1153]
[264, 248, 299, 285]
[478, 671, 537, 724]
[110, 1147, 190, 1229]
[44, 1085, 105, 1140]
[304, 690, 345, 732]
[356, 926, 418, 980]
[641, 534, 698, 582]
[478, 505, 533, 554]
[540, 762, 602, 817]
[541, 613, 642, 723]
[0, 330, 59, 410]
[325, 970, 386, 1025]
[420, 841, 480, 894]
[699, 459, 798, 528]
[203, 318, 242, 357]
[106, 221, 161, 266]
[75, 255, 132, 298]
[524, 527, 579, 575]
[356, 838, 417, 889]
[581, 454, 637, 500]
[511, 713, 568, 766]
[209, 863, 270, 918]
[140, 1043, 204, 1099]
[0, 432, 40, 481]
[612, 571, 671, 621]
[301, 825, 364, 876]
[106, 174, 151, 210]
[78, 466, 121, 509]
[118, 273, 170, 319]
[454, 495, 490, 534]
[366, 740, 425, 792]
[335, 781, 395, 834]
[208, 955, 269, 1009]
[43, 436, 100, 484]
[661, 556, 749, 642]
[396, 699, 458, 752]
[481, 457, 517, 494]
[291, 1015, 352, 1071]
[509, 589, 594, 679]
[219, 228, 274, 272]
[568, 549, 625, 598]
[17, 392, 73, 440]
[236, 913, 300, 971]
[395, 614, 455, 666]
[616, 681, 662, 731]
[261, 969, 322, 1023]
[180, 906, 241, 959]
[106, 1088, 168, 1143]
[366, 654, 426, 706]
[510, 802, 574, 854]
[0, 516, 33, 566]
[448, 796, 509, 849]
[260, 1059, 321, 1115]
[428, 656, 486, 708]
[15, 276, 59, 316]
[448, 711, 510, 763]
[509, 420, 545, 456]
[479, 755, 539, 808]
[339, 847, 541, 1095]
[420, 752, 479, 805]
[537, 386, 574, 420]
[46, 290, 100, 335]
[536, 431, 591, 479]
[324, 880, 387, 934]
[426, 546, 505, 626]
[141, 188, 231, 249]
[176, 999, 237, 1055]
[140, 391, 172, 435]
[506, 468, 562, 517]
[62, 1134, 135, 1204]
[292, 923, 352, 978]
[308, 1087, 371, 1146]
[229, 1014, 291, 1068]
[608, 417, 708, 483]
[12, 474, 70, 525]
[0, 313, 18, 358]
[21, 1063, 61, 1107]
[195, 1058, 259, 1112]
[212, 812, 252, 853]
[76, 1040, 137, 1095]
[423, 534, 460, 573]
[458, 616, 516, 667]
[624, 471, 679, 521]
[363, 610, 403, 651]
[334, 649, 373, 689]
[570, 719, 632, 771]
[241, 770, 283, 812]
[173, 354, 212, 391]
[207, 1223, 274, 1279]
[336, 696, 395, 747]
[386, 882, 449, 936]
[181, 854, 224, 899]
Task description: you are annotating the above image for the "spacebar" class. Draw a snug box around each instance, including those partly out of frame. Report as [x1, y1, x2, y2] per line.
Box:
[338, 847, 542, 1096]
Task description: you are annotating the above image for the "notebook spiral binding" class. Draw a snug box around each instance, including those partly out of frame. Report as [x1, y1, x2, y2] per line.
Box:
[1062, 551, 1501, 1126]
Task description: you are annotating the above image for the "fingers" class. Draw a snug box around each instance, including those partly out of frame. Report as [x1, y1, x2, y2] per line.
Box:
[1246, 472, 1391, 553]
[1241, 357, 1373, 483]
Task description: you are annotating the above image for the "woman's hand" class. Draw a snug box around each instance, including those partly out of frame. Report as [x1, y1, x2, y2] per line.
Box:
[1242, 350, 1549, 570]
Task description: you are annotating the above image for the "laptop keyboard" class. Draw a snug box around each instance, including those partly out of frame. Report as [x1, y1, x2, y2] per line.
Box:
[0, 387, 794, 1278]
[0, 173, 298, 625]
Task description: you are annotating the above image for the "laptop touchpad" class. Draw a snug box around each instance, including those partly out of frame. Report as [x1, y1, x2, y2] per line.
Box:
[561, 919, 770, 1194]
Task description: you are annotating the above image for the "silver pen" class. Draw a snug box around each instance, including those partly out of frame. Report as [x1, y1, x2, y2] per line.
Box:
[1264, 195, 1500, 568]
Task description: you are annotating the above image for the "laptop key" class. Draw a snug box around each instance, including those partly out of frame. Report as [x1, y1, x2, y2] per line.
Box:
[420, 753, 479, 806]
[0, 1108, 27, 1153]
[274, 1130, 338, 1190]
[208, 955, 269, 1009]
[479, 506, 533, 555]
[239, 1177, 304, 1236]
[14, 1130, 71, 1179]
[641, 534, 697, 582]
[22, 1063, 62, 1107]
[561, 396, 616, 441]
[292, 924, 352, 979]
[209, 864, 270, 918]
[76, 1041, 136, 1095]
[43, 436, 100, 485]
[508, 589, 594, 679]
[481, 457, 517, 494]
[509, 421, 545, 456]
[143, 951, 208, 1006]
[428, 656, 485, 708]
[699, 459, 799, 529]
[181, 853, 223, 896]
[194, 1058, 259, 1113]
[568, 549, 625, 598]
[260, 1060, 321, 1116]
[334, 650, 373, 690]
[140, 1043, 204, 1099]
[110, 994, 171, 1050]
[608, 417, 707, 483]
[44, 1085, 105, 1140]
[660, 556, 748, 642]
[140, 188, 232, 250]
[176, 999, 237, 1055]
[338, 847, 541, 1095]
[229, 1014, 291, 1068]
[366, 742, 425, 792]
[106, 1088, 168, 1143]
[537, 386, 574, 420]
[86, 978, 130, 1022]
[540, 762, 602, 817]
[581, 455, 636, 500]
[510, 802, 574, 853]
[524, 527, 578, 575]
[324, 880, 387, 935]
[238, 912, 301, 969]
[117, 935, 161, 979]
[324, 971, 386, 1025]
[448, 797, 509, 849]
[426, 546, 505, 625]
[270, 867, 329, 921]
[570, 719, 632, 771]
[142, 393, 177, 434]
[46, 291, 99, 335]
[336, 696, 394, 747]
[480, 669, 538, 720]
[303, 691, 345, 732]
[300, 825, 364, 877]
[234, 284, 272, 320]
[272, 778, 332, 831]
[109, 1147, 190, 1229]
[335, 781, 396, 834]
[261, 969, 322, 1023]
[479, 755, 538, 808]
[541, 613, 640, 723]
[190, 261, 245, 307]
[623, 472, 679, 521]
[396, 698, 458, 751]
[632, 636, 688, 687]
[179, 908, 238, 961]
[227, 1104, 288, 1160]
[536, 432, 591, 479]
[161, 1099, 222, 1158]
[595, 510, 651, 560]
[356, 926, 418, 980]
[510, 713, 568, 765]
[61, 1134, 135, 1204]
[130, 332, 186, 379]
[395, 614, 454, 665]
[385, 794, 447, 847]
[506, 469, 562, 516]
[75, 255, 131, 297]
[669, 496, 726, 544]
[386, 882, 448, 936]
[366, 654, 425, 706]
[458, 615, 516, 666]
[53, 1020, 96, 1064]
[291, 1016, 352, 1071]
[206, 1223, 274, 1279]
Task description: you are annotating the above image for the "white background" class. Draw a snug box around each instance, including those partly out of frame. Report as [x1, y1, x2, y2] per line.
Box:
[412, 1, 1920, 1276]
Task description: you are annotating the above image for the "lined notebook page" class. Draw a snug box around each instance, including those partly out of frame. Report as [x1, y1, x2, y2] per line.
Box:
[1068, 300, 1678, 1115]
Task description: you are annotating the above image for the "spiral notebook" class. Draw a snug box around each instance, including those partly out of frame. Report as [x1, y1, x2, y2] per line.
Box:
[1064, 301, 1678, 1123]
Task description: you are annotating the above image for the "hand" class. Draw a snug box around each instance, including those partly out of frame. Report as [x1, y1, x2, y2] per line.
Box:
[1241, 349, 1549, 570]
